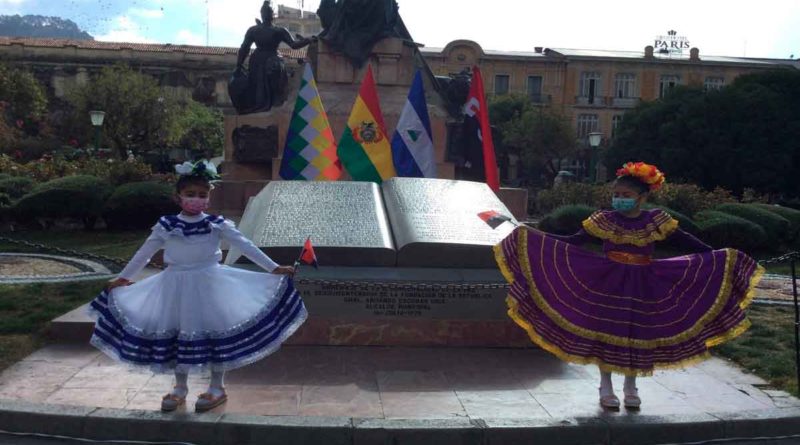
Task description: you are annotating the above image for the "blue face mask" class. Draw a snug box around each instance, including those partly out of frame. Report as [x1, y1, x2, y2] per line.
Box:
[612, 197, 638, 212]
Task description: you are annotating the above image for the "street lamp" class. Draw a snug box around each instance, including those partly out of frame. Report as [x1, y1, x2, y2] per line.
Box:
[89, 110, 105, 151]
[587, 132, 602, 183]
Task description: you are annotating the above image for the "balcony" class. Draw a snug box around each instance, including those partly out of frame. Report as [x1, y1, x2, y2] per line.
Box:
[611, 97, 641, 108]
[574, 95, 608, 107]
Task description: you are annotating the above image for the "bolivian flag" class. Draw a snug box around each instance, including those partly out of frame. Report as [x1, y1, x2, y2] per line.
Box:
[337, 65, 397, 183]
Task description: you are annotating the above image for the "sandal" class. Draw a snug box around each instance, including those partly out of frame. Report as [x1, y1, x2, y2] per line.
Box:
[195, 390, 228, 412]
[599, 388, 620, 410]
[161, 392, 186, 412]
[624, 387, 641, 409]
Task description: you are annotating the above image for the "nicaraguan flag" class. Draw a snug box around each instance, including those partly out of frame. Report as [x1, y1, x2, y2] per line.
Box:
[391, 70, 437, 178]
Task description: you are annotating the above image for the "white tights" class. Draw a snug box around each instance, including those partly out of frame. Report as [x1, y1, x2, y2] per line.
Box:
[169, 370, 226, 398]
[599, 371, 638, 396]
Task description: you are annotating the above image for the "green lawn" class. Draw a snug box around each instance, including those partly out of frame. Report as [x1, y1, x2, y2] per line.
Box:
[0, 280, 105, 370]
[0, 229, 146, 370]
[0, 229, 148, 260]
[715, 304, 799, 396]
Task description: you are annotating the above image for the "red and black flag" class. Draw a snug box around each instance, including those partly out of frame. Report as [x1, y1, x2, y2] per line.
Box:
[299, 237, 318, 269]
[461, 66, 500, 192]
[478, 210, 512, 229]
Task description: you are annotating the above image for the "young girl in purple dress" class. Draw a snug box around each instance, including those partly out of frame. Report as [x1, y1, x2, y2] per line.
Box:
[495, 162, 763, 410]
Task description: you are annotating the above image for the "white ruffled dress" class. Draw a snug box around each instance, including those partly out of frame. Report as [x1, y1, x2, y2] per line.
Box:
[89, 212, 307, 373]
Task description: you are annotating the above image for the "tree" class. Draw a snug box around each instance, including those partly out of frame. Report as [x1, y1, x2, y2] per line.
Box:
[0, 63, 48, 151]
[607, 69, 800, 198]
[165, 99, 224, 159]
[66, 64, 177, 158]
[490, 94, 575, 180]
[0, 63, 47, 123]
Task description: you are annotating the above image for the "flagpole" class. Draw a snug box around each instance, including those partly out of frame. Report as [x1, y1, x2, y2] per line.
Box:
[293, 236, 312, 275]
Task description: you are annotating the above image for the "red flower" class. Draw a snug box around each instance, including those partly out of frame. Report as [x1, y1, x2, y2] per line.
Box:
[69, 138, 79, 147]
[15, 119, 24, 128]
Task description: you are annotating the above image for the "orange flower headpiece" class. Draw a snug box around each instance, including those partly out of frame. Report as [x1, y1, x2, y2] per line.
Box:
[615, 162, 666, 191]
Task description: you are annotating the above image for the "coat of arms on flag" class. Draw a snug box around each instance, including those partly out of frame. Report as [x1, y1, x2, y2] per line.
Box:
[279, 63, 342, 181]
[337, 64, 397, 183]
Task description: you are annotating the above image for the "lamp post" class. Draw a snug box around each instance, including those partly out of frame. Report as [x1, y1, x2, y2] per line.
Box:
[89, 110, 106, 152]
[587, 131, 602, 183]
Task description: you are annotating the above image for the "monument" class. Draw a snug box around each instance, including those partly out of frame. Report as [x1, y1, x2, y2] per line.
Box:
[210, 0, 531, 347]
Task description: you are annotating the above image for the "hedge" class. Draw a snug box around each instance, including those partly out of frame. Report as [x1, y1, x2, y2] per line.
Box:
[753, 204, 800, 244]
[715, 203, 791, 247]
[13, 175, 112, 229]
[538, 204, 596, 235]
[694, 210, 768, 252]
[0, 176, 35, 200]
[103, 182, 179, 230]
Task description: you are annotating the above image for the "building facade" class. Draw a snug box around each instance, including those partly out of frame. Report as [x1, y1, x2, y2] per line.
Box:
[422, 41, 794, 178]
[0, 35, 794, 178]
[274, 5, 322, 39]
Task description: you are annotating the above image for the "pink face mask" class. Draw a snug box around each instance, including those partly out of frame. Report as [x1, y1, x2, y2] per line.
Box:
[180, 197, 209, 214]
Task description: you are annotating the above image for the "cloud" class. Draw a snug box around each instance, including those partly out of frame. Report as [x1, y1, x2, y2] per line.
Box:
[95, 16, 154, 43]
[175, 29, 204, 45]
[130, 8, 165, 20]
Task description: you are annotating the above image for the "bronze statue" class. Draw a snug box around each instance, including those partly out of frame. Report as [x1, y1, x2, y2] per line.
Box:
[229, 1, 314, 114]
[316, 0, 412, 68]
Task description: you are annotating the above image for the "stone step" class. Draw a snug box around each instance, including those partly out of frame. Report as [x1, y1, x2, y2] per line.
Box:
[50, 266, 531, 347]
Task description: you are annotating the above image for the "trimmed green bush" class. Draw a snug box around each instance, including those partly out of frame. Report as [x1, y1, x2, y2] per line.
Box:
[715, 203, 790, 247]
[695, 210, 768, 252]
[0, 176, 34, 200]
[103, 182, 178, 230]
[13, 175, 111, 229]
[0, 192, 10, 207]
[753, 204, 800, 244]
[538, 204, 596, 235]
[643, 204, 700, 234]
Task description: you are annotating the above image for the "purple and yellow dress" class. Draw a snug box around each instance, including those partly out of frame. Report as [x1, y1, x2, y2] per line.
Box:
[494, 209, 764, 376]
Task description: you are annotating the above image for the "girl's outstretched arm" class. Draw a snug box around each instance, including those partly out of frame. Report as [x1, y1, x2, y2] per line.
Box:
[546, 229, 594, 246]
[117, 231, 166, 281]
[668, 228, 713, 253]
[220, 220, 280, 273]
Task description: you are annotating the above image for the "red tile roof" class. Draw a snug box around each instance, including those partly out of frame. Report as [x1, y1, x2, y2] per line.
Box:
[0, 37, 308, 59]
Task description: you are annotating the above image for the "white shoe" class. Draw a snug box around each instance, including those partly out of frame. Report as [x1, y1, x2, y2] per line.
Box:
[599, 388, 620, 410]
[623, 387, 641, 409]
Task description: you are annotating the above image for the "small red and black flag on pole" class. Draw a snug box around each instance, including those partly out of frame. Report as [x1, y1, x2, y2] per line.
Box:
[478, 210, 513, 229]
[297, 237, 318, 269]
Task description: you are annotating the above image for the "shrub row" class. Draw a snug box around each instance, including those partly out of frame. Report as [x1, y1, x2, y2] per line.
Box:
[7, 175, 178, 230]
[537, 202, 798, 253]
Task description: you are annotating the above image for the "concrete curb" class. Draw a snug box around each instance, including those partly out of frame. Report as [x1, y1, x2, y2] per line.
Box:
[1, 399, 799, 445]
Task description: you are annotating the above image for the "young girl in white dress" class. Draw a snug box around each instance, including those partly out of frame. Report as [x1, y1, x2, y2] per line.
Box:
[89, 160, 305, 412]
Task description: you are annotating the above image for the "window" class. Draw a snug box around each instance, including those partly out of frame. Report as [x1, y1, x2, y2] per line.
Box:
[527, 75, 543, 102]
[576, 114, 599, 138]
[494, 74, 510, 95]
[611, 115, 623, 138]
[704, 76, 725, 91]
[579, 72, 601, 103]
[614, 73, 636, 98]
[659, 75, 680, 98]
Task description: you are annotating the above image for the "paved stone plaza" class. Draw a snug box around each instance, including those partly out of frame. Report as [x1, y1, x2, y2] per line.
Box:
[1, 344, 796, 419]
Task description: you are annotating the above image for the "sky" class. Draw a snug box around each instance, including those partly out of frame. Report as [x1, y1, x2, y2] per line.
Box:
[0, 0, 798, 59]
